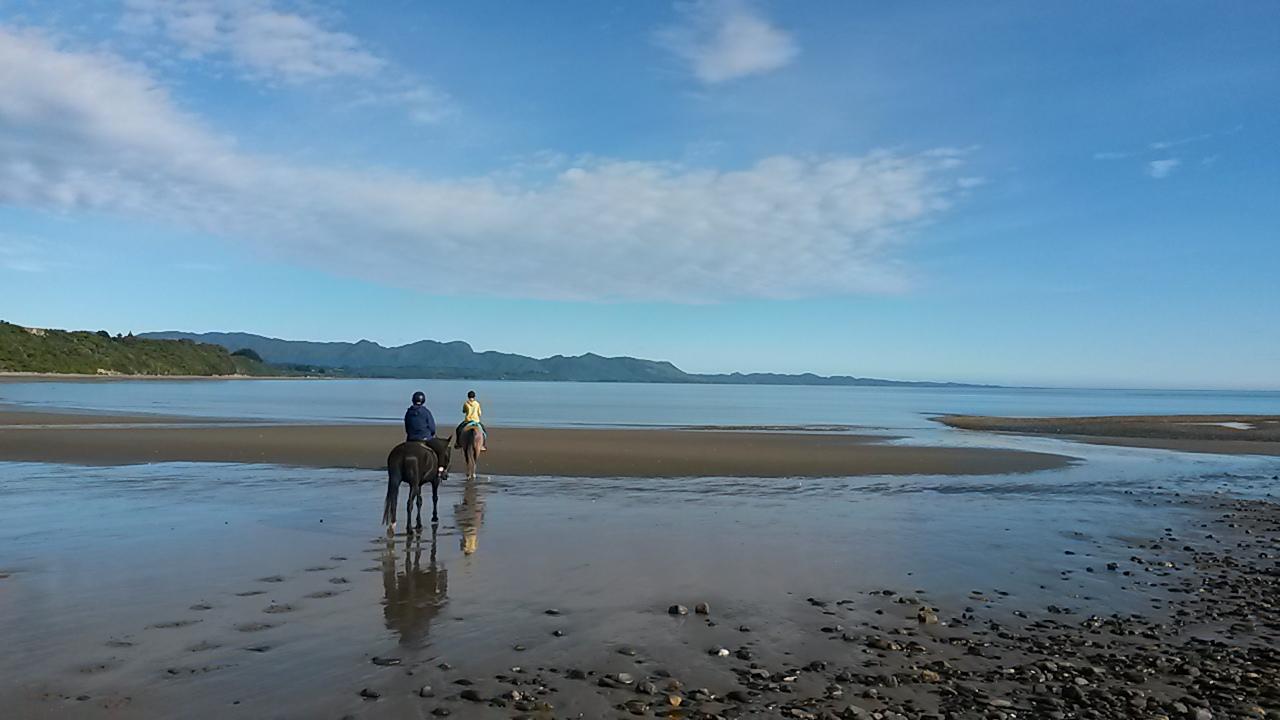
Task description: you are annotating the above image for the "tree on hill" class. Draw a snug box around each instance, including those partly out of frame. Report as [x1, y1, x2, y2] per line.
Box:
[231, 348, 264, 362]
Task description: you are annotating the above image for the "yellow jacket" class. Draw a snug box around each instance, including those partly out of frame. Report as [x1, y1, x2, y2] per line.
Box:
[462, 398, 482, 424]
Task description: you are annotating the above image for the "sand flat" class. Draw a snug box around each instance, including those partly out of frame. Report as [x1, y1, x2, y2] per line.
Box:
[939, 413, 1280, 455]
[0, 407, 1070, 476]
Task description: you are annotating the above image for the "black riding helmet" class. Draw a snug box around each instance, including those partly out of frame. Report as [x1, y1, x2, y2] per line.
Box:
[411, 391, 426, 405]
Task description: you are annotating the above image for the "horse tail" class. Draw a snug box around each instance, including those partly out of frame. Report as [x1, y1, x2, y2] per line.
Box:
[383, 455, 413, 526]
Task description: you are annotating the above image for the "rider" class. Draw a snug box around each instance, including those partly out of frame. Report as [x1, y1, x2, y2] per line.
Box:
[456, 390, 487, 452]
[405, 391, 450, 463]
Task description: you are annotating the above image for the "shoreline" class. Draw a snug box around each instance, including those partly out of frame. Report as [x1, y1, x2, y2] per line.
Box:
[0, 407, 1073, 477]
[939, 413, 1280, 456]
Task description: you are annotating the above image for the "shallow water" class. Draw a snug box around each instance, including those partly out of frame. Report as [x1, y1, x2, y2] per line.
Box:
[3, 378, 1280, 428]
[1, 446, 1277, 718]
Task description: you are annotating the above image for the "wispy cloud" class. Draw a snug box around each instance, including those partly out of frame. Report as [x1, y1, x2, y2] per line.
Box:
[0, 25, 970, 302]
[119, 0, 453, 122]
[1094, 127, 1233, 177]
[0, 234, 50, 273]
[1146, 158, 1181, 179]
[657, 0, 798, 84]
[121, 0, 383, 81]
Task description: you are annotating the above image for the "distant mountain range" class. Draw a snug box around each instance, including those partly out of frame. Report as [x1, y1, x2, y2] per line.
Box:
[141, 331, 991, 388]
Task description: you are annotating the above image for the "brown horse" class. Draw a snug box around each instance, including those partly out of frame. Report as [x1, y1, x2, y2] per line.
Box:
[457, 425, 483, 479]
[382, 438, 452, 535]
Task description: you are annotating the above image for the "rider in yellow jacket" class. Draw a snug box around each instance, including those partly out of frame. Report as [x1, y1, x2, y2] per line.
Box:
[459, 390, 487, 452]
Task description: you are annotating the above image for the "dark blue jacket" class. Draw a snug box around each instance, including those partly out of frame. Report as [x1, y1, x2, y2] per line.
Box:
[404, 405, 436, 441]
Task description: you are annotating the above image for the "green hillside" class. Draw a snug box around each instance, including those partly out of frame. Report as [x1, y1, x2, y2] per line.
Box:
[0, 321, 274, 376]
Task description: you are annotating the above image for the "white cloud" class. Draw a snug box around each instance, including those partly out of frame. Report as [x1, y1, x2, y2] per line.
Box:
[121, 0, 383, 82]
[0, 26, 968, 302]
[657, 0, 798, 84]
[1146, 158, 1181, 179]
[120, 0, 453, 122]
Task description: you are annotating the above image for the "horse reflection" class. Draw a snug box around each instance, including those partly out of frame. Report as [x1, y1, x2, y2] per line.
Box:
[454, 476, 487, 556]
[381, 525, 448, 647]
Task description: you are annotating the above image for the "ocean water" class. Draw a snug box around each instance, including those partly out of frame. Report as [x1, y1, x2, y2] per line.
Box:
[2, 379, 1279, 430]
[2, 379, 1280, 427]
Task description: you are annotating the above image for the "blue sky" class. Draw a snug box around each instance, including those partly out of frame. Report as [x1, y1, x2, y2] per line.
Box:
[0, 1, 1276, 389]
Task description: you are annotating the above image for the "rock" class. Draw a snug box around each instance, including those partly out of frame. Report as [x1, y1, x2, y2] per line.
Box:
[695, 602, 711, 615]
[359, 688, 381, 700]
[635, 681, 657, 695]
[916, 607, 939, 624]
[418, 685, 433, 697]
[669, 604, 688, 615]
[544, 608, 561, 615]
[431, 709, 451, 717]
[460, 689, 483, 702]
[710, 647, 730, 657]
[371, 656, 401, 666]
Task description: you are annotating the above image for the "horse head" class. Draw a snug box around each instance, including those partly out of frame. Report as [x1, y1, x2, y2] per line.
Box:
[437, 436, 453, 479]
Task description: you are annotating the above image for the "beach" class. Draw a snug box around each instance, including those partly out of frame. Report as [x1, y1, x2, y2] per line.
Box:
[2, 392, 1279, 719]
[2, 457, 1277, 719]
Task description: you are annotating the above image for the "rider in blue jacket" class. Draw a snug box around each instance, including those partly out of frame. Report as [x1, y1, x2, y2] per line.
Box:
[405, 391, 449, 462]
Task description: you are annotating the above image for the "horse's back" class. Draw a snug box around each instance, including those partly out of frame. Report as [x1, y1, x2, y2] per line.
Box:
[388, 441, 436, 478]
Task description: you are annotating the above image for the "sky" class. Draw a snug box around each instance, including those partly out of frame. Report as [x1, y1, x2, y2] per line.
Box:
[0, 1, 1277, 390]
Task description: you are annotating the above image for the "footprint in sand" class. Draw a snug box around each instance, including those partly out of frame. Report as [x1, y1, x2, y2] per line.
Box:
[256, 575, 286, 583]
[189, 603, 214, 611]
[149, 619, 202, 629]
[328, 577, 350, 585]
[235, 622, 277, 633]
[305, 589, 344, 599]
[263, 603, 299, 614]
[304, 565, 336, 572]
[78, 659, 123, 674]
[187, 641, 222, 653]
[235, 590, 267, 597]
[164, 664, 230, 677]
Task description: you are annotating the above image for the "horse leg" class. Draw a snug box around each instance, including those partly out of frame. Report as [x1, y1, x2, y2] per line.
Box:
[406, 481, 418, 536]
[431, 477, 440, 524]
[415, 487, 424, 531]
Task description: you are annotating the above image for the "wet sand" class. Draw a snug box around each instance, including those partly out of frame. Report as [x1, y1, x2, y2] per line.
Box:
[0, 409, 1072, 477]
[940, 413, 1280, 455]
[1, 459, 1276, 719]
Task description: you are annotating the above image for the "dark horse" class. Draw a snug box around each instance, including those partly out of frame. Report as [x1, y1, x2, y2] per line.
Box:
[382, 438, 452, 535]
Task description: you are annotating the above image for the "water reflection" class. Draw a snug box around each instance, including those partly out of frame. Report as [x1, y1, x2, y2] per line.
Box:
[380, 525, 448, 647]
[454, 477, 487, 556]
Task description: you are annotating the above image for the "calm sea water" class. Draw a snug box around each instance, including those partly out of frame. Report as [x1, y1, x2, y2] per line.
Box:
[2, 379, 1279, 429]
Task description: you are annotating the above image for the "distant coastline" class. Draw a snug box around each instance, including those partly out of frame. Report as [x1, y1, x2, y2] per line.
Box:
[140, 329, 997, 388]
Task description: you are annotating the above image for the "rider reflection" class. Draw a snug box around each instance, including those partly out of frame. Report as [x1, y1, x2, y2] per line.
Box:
[454, 476, 487, 556]
[381, 525, 448, 647]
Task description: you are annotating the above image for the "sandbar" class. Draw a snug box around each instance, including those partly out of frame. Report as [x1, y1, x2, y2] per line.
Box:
[0, 408, 1072, 476]
[939, 413, 1280, 455]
